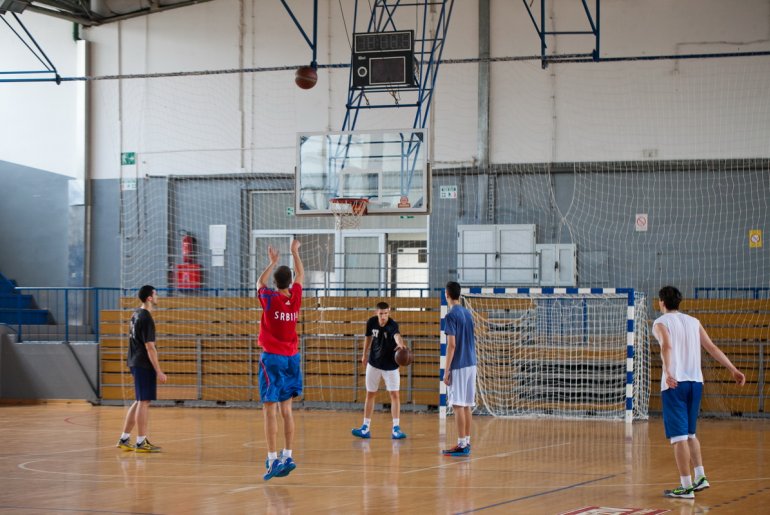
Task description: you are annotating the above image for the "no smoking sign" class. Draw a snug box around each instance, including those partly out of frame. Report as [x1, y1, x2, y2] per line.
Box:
[635, 213, 648, 232]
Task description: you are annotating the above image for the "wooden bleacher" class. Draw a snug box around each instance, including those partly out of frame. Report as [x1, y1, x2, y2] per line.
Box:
[305, 297, 441, 406]
[99, 296, 441, 406]
[649, 298, 770, 415]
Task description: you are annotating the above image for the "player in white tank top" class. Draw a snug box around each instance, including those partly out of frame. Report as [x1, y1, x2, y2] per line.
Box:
[653, 311, 704, 390]
[652, 286, 745, 499]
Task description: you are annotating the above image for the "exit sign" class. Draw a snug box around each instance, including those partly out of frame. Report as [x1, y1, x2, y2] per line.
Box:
[121, 152, 136, 165]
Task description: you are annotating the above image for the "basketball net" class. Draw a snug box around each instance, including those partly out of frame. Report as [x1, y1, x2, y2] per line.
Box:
[329, 198, 368, 230]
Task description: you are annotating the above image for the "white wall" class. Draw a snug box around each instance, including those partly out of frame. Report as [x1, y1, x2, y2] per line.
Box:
[3, 0, 770, 179]
[0, 15, 79, 177]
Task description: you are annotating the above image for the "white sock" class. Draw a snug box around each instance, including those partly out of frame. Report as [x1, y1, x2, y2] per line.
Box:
[464, 436, 471, 446]
[457, 437, 465, 447]
[282, 449, 292, 459]
[363, 418, 371, 430]
[694, 466, 705, 479]
[137, 435, 146, 445]
[681, 475, 693, 489]
[268, 451, 278, 461]
[121, 432, 130, 440]
[392, 418, 400, 428]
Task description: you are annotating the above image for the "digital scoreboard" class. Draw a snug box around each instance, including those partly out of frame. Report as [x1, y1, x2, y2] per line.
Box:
[352, 30, 416, 87]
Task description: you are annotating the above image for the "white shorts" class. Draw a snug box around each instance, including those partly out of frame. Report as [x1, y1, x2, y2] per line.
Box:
[365, 364, 400, 392]
[447, 365, 476, 408]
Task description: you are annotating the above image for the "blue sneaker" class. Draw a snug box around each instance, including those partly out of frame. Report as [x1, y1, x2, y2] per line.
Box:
[391, 426, 407, 439]
[276, 456, 296, 478]
[442, 444, 471, 456]
[352, 424, 371, 439]
[263, 458, 284, 481]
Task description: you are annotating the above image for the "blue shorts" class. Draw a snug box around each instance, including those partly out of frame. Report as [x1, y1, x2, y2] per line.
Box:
[661, 381, 703, 440]
[131, 366, 157, 401]
[258, 352, 302, 403]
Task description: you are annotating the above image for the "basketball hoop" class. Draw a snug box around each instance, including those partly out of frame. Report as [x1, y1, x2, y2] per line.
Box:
[329, 198, 368, 230]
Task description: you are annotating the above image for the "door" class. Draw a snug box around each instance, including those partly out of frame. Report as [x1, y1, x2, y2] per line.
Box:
[537, 244, 577, 286]
[458, 224, 537, 285]
[457, 225, 497, 284]
[340, 234, 385, 295]
[499, 225, 537, 284]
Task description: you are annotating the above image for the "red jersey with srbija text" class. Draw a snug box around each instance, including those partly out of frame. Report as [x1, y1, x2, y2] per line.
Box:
[258, 283, 302, 356]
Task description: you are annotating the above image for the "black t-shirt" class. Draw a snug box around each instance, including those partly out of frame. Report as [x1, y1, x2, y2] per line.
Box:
[365, 317, 400, 371]
[128, 308, 156, 369]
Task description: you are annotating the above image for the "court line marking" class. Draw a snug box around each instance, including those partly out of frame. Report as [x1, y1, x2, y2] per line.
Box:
[0, 505, 159, 515]
[402, 441, 572, 474]
[454, 474, 618, 514]
[0, 434, 228, 461]
[4, 473, 770, 490]
[16, 458, 347, 480]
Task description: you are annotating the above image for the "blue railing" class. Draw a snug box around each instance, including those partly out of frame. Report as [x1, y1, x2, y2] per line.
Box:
[13, 287, 121, 343]
[121, 287, 438, 298]
[694, 287, 770, 299]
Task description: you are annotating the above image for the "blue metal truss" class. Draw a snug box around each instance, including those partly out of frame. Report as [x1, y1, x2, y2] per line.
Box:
[278, 0, 319, 69]
[522, 0, 600, 69]
[0, 12, 61, 83]
[281, 1, 455, 205]
[338, 0, 454, 202]
[341, 0, 456, 133]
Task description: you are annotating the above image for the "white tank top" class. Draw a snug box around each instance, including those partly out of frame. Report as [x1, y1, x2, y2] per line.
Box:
[653, 312, 704, 390]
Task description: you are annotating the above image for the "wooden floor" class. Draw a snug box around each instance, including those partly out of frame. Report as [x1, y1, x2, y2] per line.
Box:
[0, 403, 768, 514]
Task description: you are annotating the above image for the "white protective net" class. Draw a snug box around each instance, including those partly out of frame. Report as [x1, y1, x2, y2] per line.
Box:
[96, 49, 770, 415]
[459, 290, 649, 421]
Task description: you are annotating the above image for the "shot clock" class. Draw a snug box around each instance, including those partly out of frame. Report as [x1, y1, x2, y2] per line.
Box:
[352, 30, 417, 87]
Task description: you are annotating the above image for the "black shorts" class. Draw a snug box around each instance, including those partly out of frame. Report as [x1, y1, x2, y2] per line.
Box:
[131, 366, 157, 401]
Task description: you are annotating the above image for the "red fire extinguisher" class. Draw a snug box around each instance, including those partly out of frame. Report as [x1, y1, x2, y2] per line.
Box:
[176, 231, 202, 289]
[181, 231, 195, 263]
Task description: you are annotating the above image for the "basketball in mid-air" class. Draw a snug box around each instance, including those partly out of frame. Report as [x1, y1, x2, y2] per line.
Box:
[295, 66, 318, 89]
[395, 347, 414, 367]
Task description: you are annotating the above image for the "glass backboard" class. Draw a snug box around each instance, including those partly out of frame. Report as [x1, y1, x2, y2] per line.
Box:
[296, 129, 430, 215]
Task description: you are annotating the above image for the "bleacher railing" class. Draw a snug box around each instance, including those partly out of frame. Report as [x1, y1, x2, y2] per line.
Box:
[694, 287, 770, 299]
[13, 287, 121, 343]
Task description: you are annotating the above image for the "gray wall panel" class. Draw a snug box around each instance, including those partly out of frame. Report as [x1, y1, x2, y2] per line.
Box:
[0, 161, 69, 287]
[0, 339, 98, 401]
[90, 179, 121, 287]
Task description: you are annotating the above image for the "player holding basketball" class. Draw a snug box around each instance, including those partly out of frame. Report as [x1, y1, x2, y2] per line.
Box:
[352, 301, 408, 440]
[442, 281, 477, 456]
[653, 285, 745, 498]
[116, 285, 167, 453]
[257, 240, 304, 481]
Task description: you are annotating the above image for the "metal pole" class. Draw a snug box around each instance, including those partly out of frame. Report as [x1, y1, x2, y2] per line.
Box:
[541, 0, 547, 68]
[196, 337, 203, 400]
[16, 290, 22, 342]
[64, 289, 70, 343]
[759, 342, 765, 413]
[92, 288, 99, 341]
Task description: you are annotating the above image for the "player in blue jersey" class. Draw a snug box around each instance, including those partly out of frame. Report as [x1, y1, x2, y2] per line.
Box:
[442, 281, 477, 456]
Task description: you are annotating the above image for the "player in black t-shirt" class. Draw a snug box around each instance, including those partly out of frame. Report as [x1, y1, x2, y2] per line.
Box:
[116, 285, 167, 453]
[352, 301, 408, 440]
